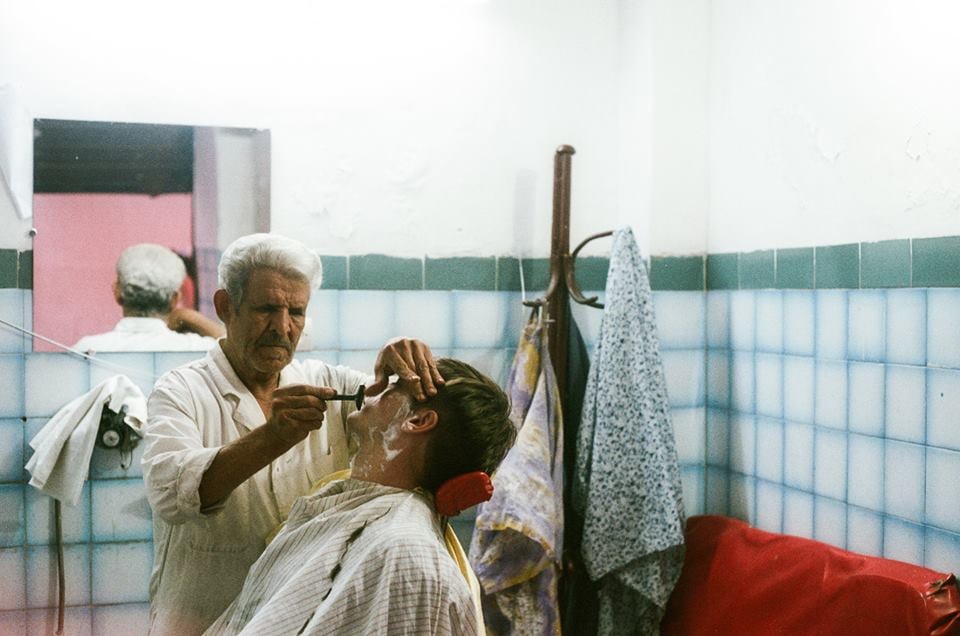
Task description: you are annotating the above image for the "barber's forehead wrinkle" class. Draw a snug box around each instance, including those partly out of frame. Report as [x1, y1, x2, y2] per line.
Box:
[239, 270, 310, 307]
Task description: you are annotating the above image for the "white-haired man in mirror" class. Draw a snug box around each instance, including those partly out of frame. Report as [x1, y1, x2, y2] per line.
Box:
[142, 233, 446, 636]
[73, 243, 224, 353]
[205, 358, 516, 636]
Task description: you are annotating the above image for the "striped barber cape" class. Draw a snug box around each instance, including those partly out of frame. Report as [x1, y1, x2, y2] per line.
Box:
[204, 478, 479, 636]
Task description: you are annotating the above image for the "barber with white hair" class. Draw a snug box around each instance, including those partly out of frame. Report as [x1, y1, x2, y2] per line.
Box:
[141, 233, 445, 636]
[73, 243, 224, 352]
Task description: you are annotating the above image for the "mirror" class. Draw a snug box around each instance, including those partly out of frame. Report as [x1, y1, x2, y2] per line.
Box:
[31, 119, 270, 351]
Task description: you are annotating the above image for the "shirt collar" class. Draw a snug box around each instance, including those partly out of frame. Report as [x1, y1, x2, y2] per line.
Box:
[207, 343, 248, 399]
[114, 317, 169, 333]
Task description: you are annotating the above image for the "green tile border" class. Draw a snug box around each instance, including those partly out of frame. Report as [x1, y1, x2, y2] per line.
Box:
[348, 254, 422, 290]
[815, 243, 860, 289]
[912, 236, 960, 287]
[573, 256, 609, 292]
[775, 248, 813, 289]
[319, 256, 347, 290]
[739, 250, 775, 289]
[425, 257, 495, 291]
[861, 239, 910, 288]
[7, 236, 960, 292]
[649, 256, 704, 291]
[0, 250, 16, 288]
[496, 257, 550, 292]
[700, 235, 960, 291]
[706, 254, 738, 290]
[495, 257, 521, 291]
[0, 249, 32, 289]
[17, 250, 32, 289]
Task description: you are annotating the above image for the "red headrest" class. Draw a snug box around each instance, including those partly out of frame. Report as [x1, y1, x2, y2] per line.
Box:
[435, 471, 494, 517]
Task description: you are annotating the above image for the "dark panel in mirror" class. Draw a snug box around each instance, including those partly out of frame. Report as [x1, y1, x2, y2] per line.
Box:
[34, 119, 194, 194]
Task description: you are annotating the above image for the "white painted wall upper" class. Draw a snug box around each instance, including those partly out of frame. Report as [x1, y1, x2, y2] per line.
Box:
[707, 0, 960, 252]
[2, 0, 690, 257]
[8, 1, 955, 260]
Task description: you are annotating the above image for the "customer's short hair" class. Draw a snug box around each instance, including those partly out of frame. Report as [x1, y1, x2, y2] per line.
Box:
[420, 358, 516, 491]
[116, 244, 187, 316]
[217, 233, 322, 306]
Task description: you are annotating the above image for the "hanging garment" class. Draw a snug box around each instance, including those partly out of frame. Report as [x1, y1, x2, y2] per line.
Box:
[572, 227, 686, 636]
[561, 308, 601, 635]
[470, 311, 564, 635]
[25, 375, 147, 506]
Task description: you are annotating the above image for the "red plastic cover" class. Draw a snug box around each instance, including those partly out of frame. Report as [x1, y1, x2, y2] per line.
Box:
[661, 515, 960, 635]
[435, 471, 493, 517]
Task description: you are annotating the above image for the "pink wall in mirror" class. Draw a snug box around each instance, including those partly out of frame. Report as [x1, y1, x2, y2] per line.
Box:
[33, 193, 193, 351]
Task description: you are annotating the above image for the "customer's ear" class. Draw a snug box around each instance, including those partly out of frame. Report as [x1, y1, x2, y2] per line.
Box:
[402, 409, 438, 434]
[213, 289, 232, 323]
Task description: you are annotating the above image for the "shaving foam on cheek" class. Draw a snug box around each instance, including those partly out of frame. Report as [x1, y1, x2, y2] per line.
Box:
[380, 400, 413, 461]
[381, 427, 402, 462]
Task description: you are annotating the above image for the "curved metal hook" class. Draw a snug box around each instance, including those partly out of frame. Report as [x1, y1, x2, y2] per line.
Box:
[522, 257, 563, 308]
[522, 230, 614, 309]
[567, 230, 614, 308]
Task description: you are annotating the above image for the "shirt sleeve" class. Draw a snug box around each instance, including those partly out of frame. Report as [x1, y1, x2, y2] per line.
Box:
[142, 372, 223, 524]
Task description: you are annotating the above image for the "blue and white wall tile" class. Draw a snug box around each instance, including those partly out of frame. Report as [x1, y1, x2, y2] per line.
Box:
[1, 271, 958, 625]
[706, 287, 960, 575]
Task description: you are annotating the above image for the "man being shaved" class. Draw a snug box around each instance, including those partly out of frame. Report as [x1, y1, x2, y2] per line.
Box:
[205, 358, 516, 636]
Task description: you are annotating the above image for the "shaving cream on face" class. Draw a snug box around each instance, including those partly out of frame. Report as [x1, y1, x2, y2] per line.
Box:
[379, 399, 413, 462]
[349, 391, 414, 472]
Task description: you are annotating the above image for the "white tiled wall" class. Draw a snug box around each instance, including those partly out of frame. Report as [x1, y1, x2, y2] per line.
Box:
[706, 289, 960, 576]
[0, 287, 646, 630]
[652, 292, 709, 515]
[3, 283, 957, 629]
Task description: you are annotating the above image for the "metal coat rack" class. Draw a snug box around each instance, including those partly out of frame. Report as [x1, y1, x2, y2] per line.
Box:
[520, 144, 615, 632]
[523, 144, 611, 400]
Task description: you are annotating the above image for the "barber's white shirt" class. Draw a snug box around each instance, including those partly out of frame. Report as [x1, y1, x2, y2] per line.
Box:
[74, 317, 217, 352]
[142, 345, 366, 636]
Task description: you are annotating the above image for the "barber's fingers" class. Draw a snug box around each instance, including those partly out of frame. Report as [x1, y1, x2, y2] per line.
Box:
[388, 339, 422, 383]
[274, 407, 327, 425]
[410, 342, 444, 397]
[273, 393, 329, 410]
[371, 338, 445, 400]
[367, 338, 420, 398]
[269, 387, 338, 442]
[271, 386, 337, 421]
[391, 338, 444, 400]
[403, 348, 438, 399]
[265, 404, 326, 445]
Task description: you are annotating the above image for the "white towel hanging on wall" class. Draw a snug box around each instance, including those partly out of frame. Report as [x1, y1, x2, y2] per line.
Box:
[25, 375, 147, 506]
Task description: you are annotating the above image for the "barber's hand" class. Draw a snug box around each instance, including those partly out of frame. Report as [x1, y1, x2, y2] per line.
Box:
[166, 307, 226, 339]
[264, 384, 336, 445]
[365, 337, 444, 401]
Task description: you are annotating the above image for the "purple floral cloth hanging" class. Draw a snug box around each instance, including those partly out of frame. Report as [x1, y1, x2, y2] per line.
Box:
[470, 312, 564, 635]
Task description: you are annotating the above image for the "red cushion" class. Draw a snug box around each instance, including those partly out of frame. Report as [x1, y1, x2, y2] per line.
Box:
[661, 515, 960, 635]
